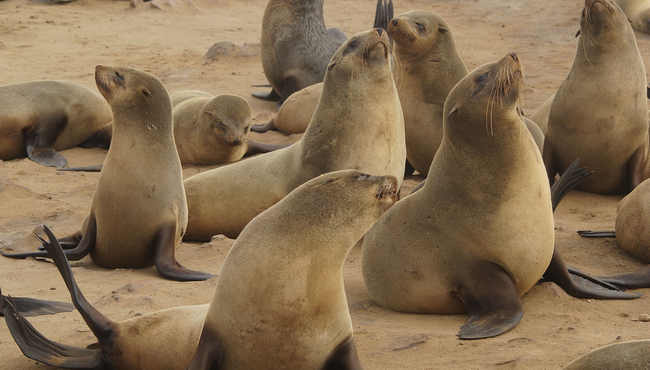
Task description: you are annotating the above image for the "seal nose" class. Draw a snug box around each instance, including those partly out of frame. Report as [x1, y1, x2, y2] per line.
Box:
[375, 28, 384, 36]
[509, 52, 519, 62]
[391, 18, 398, 26]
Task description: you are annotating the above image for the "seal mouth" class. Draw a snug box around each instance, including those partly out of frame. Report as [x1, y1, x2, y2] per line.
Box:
[374, 178, 399, 211]
[95, 65, 112, 99]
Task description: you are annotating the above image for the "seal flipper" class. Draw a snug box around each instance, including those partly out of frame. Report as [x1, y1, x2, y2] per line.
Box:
[252, 88, 281, 102]
[250, 118, 277, 133]
[25, 112, 69, 168]
[57, 164, 103, 172]
[154, 222, 215, 281]
[0, 286, 74, 317]
[373, 0, 394, 31]
[186, 325, 224, 370]
[3, 297, 104, 369]
[322, 336, 363, 370]
[627, 145, 646, 191]
[576, 231, 616, 238]
[1, 214, 96, 261]
[457, 260, 523, 340]
[591, 265, 650, 289]
[244, 140, 291, 157]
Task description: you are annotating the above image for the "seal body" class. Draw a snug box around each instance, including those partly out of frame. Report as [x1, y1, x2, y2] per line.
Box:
[170, 91, 253, 165]
[614, 0, 650, 33]
[184, 29, 406, 241]
[251, 83, 323, 134]
[361, 53, 554, 339]
[187, 170, 398, 369]
[615, 178, 650, 263]
[0, 80, 112, 167]
[562, 340, 650, 370]
[389, 10, 468, 177]
[543, 0, 649, 194]
[258, 0, 342, 105]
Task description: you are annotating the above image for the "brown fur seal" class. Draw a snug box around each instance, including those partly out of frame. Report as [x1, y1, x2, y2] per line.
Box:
[389, 10, 468, 177]
[0, 80, 112, 167]
[1, 66, 213, 281]
[5, 171, 398, 369]
[562, 340, 650, 369]
[251, 82, 322, 134]
[614, 0, 650, 33]
[543, 0, 649, 194]
[361, 53, 637, 340]
[184, 28, 406, 241]
[253, 0, 393, 106]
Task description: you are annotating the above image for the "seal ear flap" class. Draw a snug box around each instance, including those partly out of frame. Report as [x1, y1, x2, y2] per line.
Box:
[575, 29, 581, 38]
[437, 25, 448, 33]
[447, 105, 459, 120]
[142, 88, 152, 97]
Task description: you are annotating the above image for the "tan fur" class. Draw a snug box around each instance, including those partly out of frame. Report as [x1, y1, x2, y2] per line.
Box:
[170, 91, 252, 165]
[615, 178, 650, 262]
[269, 83, 323, 135]
[362, 54, 554, 313]
[529, 92, 554, 135]
[614, 0, 650, 33]
[89, 66, 186, 268]
[198, 170, 398, 369]
[544, 0, 649, 194]
[0, 80, 112, 161]
[562, 340, 650, 369]
[389, 10, 468, 177]
[183, 29, 406, 241]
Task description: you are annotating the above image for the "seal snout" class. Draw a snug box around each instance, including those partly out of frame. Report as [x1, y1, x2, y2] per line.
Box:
[94, 65, 112, 99]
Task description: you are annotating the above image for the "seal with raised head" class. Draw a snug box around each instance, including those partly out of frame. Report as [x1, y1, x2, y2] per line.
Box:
[389, 10, 468, 177]
[614, 0, 650, 33]
[361, 53, 636, 340]
[184, 28, 406, 241]
[0, 80, 112, 167]
[5, 171, 398, 369]
[1, 66, 213, 281]
[543, 0, 649, 194]
[253, 0, 393, 106]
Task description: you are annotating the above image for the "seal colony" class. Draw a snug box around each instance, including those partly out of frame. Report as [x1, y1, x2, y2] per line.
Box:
[183, 28, 406, 241]
[253, 0, 393, 106]
[5, 170, 398, 370]
[541, 0, 649, 194]
[0, 80, 112, 168]
[1, 66, 213, 281]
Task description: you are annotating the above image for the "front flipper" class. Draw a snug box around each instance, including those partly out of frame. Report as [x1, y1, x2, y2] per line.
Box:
[1, 215, 96, 261]
[373, 0, 394, 31]
[154, 222, 215, 281]
[3, 297, 104, 369]
[57, 164, 103, 172]
[186, 325, 224, 370]
[244, 140, 291, 157]
[457, 260, 523, 339]
[25, 112, 69, 168]
[322, 336, 363, 370]
[576, 230, 616, 238]
[250, 118, 277, 133]
[252, 88, 281, 102]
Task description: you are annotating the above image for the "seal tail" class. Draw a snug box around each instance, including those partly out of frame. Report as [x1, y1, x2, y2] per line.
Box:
[373, 0, 394, 31]
[541, 159, 641, 299]
[3, 296, 104, 369]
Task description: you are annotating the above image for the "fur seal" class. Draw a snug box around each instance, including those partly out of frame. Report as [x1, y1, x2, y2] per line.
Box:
[0, 80, 112, 168]
[542, 0, 649, 194]
[5, 171, 398, 369]
[562, 340, 650, 369]
[1, 66, 213, 281]
[184, 28, 406, 241]
[251, 82, 322, 134]
[361, 53, 637, 340]
[614, 0, 650, 33]
[389, 10, 468, 177]
[253, 0, 393, 106]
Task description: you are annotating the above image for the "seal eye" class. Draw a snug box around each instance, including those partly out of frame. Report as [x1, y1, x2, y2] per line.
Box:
[415, 22, 425, 32]
[142, 89, 152, 97]
[348, 40, 358, 49]
[476, 73, 488, 84]
[115, 72, 125, 84]
[357, 174, 370, 181]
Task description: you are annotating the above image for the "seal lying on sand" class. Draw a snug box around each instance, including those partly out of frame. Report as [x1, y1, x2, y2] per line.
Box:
[0, 80, 112, 168]
[1, 66, 213, 281]
[5, 170, 398, 370]
[614, 0, 650, 33]
[184, 29, 406, 241]
[253, 0, 393, 106]
[542, 0, 649, 194]
[562, 339, 650, 369]
[361, 53, 638, 340]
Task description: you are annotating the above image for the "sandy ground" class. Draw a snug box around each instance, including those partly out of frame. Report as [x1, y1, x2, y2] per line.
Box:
[1, 0, 650, 368]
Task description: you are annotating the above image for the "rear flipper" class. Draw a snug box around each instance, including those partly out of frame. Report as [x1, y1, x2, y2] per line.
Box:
[323, 336, 363, 370]
[3, 297, 104, 369]
[57, 165, 103, 172]
[244, 140, 291, 157]
[252, 87, 281, 102]
[0, 288, 74, 317]
[577, 231, 616, 238]
[250, 118, 277, 133]
[373, 0, 394, 31]
[25, 112, 69, 168]
[542, 158, 641, 299]
[154, 222, 215, 281]
[457, 260, 523, 340]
